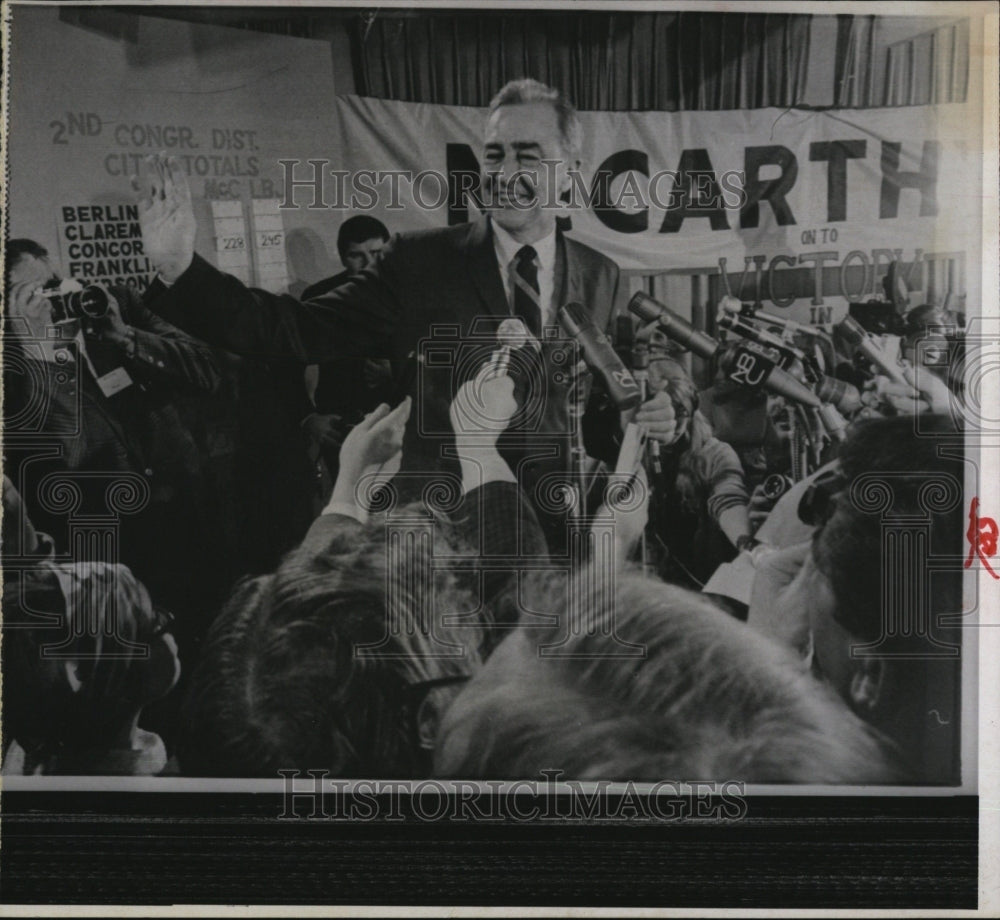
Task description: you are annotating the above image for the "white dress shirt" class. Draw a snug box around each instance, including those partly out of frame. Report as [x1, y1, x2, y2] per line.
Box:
[491, 220, 558, 331]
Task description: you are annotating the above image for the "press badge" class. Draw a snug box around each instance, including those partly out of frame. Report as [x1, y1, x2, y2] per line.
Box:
[96, 366, 134, 397]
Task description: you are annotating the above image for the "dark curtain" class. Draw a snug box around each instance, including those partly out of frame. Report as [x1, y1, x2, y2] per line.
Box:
[350, 11, 812, 111]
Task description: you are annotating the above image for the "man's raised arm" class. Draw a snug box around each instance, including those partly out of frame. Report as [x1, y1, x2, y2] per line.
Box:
[135, 154, 396, 363]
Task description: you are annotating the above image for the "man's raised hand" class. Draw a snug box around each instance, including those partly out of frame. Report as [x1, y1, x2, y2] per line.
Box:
[132, 154, 196, 283]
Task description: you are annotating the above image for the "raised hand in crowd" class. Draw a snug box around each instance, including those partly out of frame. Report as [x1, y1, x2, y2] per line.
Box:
[325, 397, 411, 520]
[747, 482, 779, 533]
[746, 540, 815, 656]
[6, 279, 54, 341]
[449, 360, 519, 493]
[133, 154, 197, 283]
[876, 363, 955, 417]
[632, 388, 677, 446]
[591, 462, 650, 563]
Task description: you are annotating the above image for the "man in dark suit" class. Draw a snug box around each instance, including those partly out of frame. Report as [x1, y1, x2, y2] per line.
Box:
[301, 215, 391, 301]
[301, 215, 394, 482]
[135, 79, 675, 550]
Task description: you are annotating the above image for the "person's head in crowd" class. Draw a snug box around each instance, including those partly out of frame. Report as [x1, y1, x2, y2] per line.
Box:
[5, 238, 59, 290]
[5, 239, 60, 336]
[337, 216, 390, 276]
[752, 414, 963, 781]
[482, 78, 581, 242]
[434, 573, 898, 783]
[3, 558, 181, 775]
[806, 414, 963, 777]
[900, 303, 957, 381]
[180, 521, 482, 778]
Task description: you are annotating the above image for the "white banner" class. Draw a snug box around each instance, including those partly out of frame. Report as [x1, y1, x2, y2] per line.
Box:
[327, 95, 980, 323]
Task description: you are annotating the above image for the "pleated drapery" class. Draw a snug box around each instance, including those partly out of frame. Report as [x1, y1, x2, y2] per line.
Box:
[350, 11, 812, 112]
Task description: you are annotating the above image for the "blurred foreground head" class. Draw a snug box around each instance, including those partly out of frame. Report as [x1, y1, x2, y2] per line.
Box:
[804, 413, 964, 782]
[434, 573, 899, 783]
[4, 560, 179, 775]
[180, 515, 481, 777]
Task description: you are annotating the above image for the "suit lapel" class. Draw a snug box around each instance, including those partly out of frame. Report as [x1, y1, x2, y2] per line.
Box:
[464, 216, 511, 319]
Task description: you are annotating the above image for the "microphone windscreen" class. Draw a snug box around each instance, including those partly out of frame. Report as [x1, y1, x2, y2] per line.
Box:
[497, 317, 529, 350]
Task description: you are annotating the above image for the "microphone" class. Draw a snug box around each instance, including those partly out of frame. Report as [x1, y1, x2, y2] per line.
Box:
[813, 375, 861, 414]
[497, 316, 530, 350]
[558, 302, 642, 411]
[630, 291, 822, 409]
[719, 343, 822, 409]
[490, 316, 537, 375]
[629, 291, 718, 360]
[836, 315, 908, 385]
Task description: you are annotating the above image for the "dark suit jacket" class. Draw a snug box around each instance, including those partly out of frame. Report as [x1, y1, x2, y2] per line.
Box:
[3, 284, 220, 610]
[151, 217, 626, 538]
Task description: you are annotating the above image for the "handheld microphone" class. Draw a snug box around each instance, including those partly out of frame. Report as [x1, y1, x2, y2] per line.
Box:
[490, 317, 534, 375]
[813, 375, 861, 414]
[558, 302, 642, 411]
[629, 292, 718, 360]
[497, 316, 530, 350]
[837, 315, 908, 385]
[719, 342, 823, 409]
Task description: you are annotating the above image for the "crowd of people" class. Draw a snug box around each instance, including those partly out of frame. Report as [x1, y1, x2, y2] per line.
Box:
[2, 79, 968, 784]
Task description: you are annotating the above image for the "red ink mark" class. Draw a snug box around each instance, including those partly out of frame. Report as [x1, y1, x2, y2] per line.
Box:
[965, 496, 1000, 579]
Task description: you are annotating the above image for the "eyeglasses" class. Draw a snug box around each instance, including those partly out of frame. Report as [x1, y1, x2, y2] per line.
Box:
[150, 605, 175, 638]
[797, 466, 847, 529]
[398, 674, 471, 758]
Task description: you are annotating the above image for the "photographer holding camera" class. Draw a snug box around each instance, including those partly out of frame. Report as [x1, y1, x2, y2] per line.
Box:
[4, 238, 220, 625]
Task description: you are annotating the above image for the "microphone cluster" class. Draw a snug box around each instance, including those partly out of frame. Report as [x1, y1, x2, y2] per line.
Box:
[628, 291, 852, 443]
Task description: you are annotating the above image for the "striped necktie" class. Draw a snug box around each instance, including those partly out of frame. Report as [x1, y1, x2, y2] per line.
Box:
[511, 244, 541, 338]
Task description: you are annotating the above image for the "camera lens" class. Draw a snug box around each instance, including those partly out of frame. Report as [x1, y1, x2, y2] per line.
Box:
[66, 286, 110, 319]
[762, 473, 794, 501]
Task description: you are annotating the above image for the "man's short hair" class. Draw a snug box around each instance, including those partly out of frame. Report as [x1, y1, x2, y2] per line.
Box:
[434, 573, 899, 782]
[336, 216, 390, 261]
[180, 516, 481, 777]
[6, 238, 48, 265]
[5, 239, 49, 287]
[488, 78, 582, 161]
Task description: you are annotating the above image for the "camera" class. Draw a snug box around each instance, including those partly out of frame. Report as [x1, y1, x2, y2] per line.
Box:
[416, 317, 575, 439]
[761, 473, 794, 502]
[41, 279, 111, 322]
